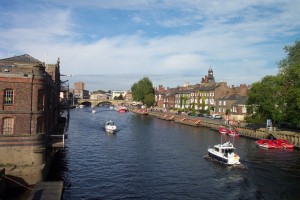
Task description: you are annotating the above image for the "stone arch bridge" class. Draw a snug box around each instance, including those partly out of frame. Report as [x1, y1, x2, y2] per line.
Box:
[77, 99, 131, 107]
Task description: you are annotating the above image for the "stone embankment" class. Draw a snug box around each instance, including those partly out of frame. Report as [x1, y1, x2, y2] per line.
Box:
[132, 110, 300, 149]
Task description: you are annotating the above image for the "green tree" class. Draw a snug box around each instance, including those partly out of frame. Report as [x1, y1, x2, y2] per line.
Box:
[131, 77, 155, 107]
[278, 41, 300, 127]
[144, 94, 155, 107]
[180, 96, 183, 108]
[197, 94, 200, 110]
[183, 96, 187, 109]
[247, 40, 300, 127]
[114, 94, 123, 100]
[247, 75, 284, 125]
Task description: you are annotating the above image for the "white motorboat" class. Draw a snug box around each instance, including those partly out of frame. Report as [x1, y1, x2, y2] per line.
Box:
[105, 120, 117, 133]
[207, 141, 241, 165]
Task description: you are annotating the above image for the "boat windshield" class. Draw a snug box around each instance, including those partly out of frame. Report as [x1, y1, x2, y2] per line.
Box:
[222, 149, 235, 154]
[107, 121, 114, 126]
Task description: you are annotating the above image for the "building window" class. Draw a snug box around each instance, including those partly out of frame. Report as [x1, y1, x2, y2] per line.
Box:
[36, 117, 44, 134]
[242, 107, 247, 113]
[4, 89, 14, 105]
[2, 118, 14, 135]
[38, 90, 45, 111]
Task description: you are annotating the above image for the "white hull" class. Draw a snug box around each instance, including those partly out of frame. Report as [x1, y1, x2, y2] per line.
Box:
[105, 120, 117, 133]
[207, 141, 241, 165]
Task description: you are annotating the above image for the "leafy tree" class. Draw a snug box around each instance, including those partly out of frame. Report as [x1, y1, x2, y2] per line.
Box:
[183, 96, 187, 109]
[131, 77, 155, 107]
[114, 94, 124, 100]
[247, 75, 284, 125]
[180, 96, 183, 108]
[197, 94, 200, 110]
[201, 95, 206, 110]
[247, 40, 300, 128]
[143, 93, 155, 107]
[91, 90, 107, 94]
[278, 41, 300, 127]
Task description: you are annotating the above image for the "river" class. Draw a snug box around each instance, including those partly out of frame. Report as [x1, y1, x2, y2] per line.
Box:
[47, 107, 300, 199]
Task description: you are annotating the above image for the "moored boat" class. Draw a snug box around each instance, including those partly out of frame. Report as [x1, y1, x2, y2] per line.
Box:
[105, 120, 117, 133]
[207, 141, 241, 165]
[218, 126, 239, 137]
[218, 126, 228, 134]
[226, 128, 240, 137]
[117, 106, 127, 113]
[255, 139, 294, 149]
[275, 139, 294, 149]
[255, 139, 276, 149]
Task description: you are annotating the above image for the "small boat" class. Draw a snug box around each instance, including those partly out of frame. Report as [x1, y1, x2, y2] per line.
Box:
[105, 120, 117, 133]
[275, 139, 294, 149]
[255, 139, 277, 149]
[226, 128, 240, 137]
[218, 126, 239, 137]
[218, 126, 228, 134]
[255, 139, 294, 149]
[207, 141, 241, 165]
[92, 108, 96, 113]
[117, 106, 127, 113]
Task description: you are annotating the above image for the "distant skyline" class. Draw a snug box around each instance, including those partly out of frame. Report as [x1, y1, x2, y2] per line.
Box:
[1, 0, 300, 91]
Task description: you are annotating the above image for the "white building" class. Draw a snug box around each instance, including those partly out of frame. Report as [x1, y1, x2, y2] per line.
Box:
[111, 90, 127, 99]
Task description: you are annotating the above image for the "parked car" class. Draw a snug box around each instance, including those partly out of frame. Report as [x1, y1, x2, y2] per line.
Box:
[197, 113, 204, 117]
[212, 114, 222, 119]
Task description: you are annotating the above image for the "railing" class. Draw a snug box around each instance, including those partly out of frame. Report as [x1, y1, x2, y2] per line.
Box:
[49, 117, 68, 148]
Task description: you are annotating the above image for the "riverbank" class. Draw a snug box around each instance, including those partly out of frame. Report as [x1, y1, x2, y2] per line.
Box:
[131, 109, 300, 149]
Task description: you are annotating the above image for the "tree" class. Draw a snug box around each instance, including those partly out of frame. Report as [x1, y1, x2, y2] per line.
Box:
[247, 40, 300, 128]
[278, 41, 300, 127]
[131, 77, 155, 107]
[247, 75, 284, 125]
[114, 94, 124, 100]
[143, 94, 155, 107]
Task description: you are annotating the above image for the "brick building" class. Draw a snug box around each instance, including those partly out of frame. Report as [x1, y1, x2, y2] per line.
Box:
[154, 68, 249, 118]
[72, 81, 89, 99]
[0, 54, 67, 184]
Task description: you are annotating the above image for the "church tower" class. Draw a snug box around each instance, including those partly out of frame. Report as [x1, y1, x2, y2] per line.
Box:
[207, 67, 215, 83]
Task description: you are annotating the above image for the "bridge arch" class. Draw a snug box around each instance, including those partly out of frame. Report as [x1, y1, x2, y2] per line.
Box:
[77, 99, 128, 107]
[97, 101, 112, 107]
[79, 101, 92, 107]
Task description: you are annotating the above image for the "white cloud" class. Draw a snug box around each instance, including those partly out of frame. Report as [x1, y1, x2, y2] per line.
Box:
[1, 0, 299, 91]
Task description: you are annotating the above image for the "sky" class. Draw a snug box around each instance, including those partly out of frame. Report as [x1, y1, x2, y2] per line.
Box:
[1, 0, 300, 91]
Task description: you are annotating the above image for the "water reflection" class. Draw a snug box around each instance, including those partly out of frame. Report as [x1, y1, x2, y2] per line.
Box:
[45, 107, 300, 199]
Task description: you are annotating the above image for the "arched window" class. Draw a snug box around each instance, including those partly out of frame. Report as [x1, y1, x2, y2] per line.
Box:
[2, 118, 14, 135]
[4, 89, 14, 105]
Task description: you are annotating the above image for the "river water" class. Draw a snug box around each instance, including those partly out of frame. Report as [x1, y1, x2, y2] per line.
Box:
[48, 106, 300, 200]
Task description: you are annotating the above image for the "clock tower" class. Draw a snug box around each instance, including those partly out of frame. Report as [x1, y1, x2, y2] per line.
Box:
[207, 67, 215, 83]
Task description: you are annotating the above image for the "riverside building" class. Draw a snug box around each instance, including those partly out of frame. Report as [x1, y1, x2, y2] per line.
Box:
[0, 54, 69, 185]
[155, 68, 249, 120]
